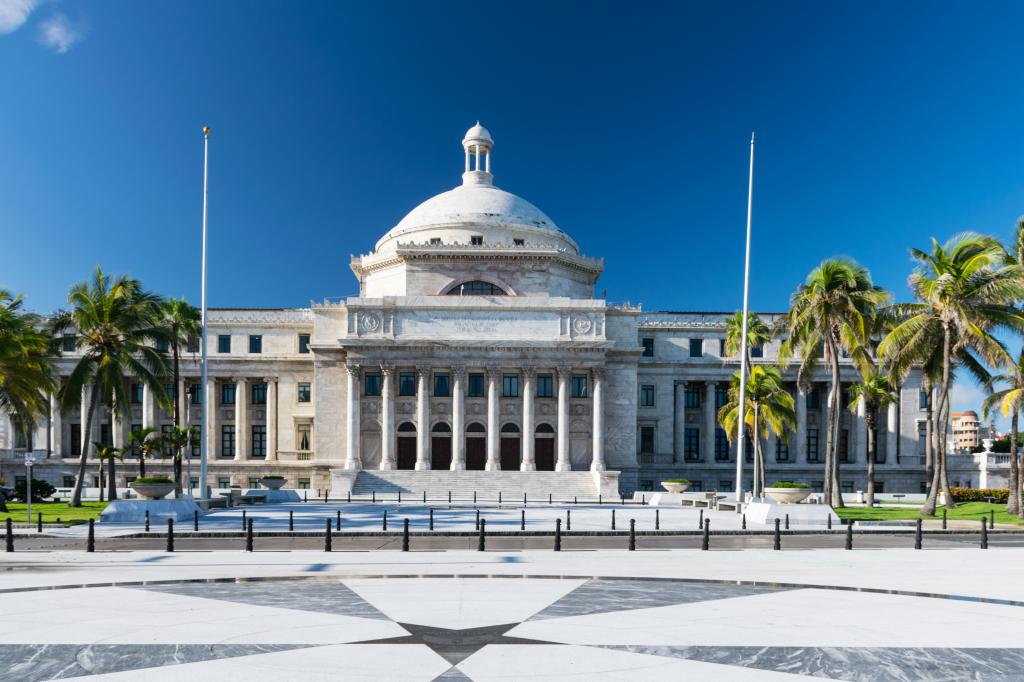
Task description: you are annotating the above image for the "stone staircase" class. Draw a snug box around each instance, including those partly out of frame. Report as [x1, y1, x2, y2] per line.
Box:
[348, 470, 603, 502]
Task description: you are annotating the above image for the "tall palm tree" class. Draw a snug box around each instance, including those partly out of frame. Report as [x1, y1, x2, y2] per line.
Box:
[981, 349, 1024, 516]
[724, 311, 773, 372]
[847, 373, 897, 508]
[718, 365, 796, 499]
[53, 268, 170, 507]
[778, 258, 889, 507]
[879, 233, 1024, 516]
[0, 290, 55, 443]
[93, 443, 124, 502]
[158, 298, 201, 429]
[128, 426, 163, 479]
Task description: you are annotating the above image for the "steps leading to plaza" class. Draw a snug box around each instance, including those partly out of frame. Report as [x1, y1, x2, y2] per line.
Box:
[349, 470, 602, 501]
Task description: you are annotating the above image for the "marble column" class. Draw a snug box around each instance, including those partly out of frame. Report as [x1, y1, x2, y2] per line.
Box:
[855, 394, 867, 464]
[50, 393, 62, 457]
[886, 393, 899, 464]
[796, 385, 807, 462]
[415, 366, 430, 470]
[450, 366, 465, 470]
[556, 366, 571, 471]
[703, 381, 716, 461]
[673, 381, 686, 462]
[379, 365, 395, 470]
[344, 364, 361, 470]
[234, 377, 249, 461]
[205, 377, 218, 459]
[521, 367, 535, 471]
[486, 366, 500, 471]
[265, 377, 278, 461]
[591, 367, 605, 471]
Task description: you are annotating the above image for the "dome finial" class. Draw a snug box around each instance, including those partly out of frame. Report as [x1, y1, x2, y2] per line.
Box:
[462, 122, 493, 186]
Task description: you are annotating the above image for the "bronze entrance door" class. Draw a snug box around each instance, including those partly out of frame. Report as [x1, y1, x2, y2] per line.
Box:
[500, 437, 521, 470]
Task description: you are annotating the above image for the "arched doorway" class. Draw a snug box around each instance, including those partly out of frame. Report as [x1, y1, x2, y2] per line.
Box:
[500, 423, 521, 470]
[397, 422, 416, 470]
[466, 422, 486, 470]
[535, 423, 555, 471]
[431, 422, 452, 470]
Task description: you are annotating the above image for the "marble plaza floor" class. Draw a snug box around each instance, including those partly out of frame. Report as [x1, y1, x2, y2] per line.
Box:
[3, 548, 1024, 680]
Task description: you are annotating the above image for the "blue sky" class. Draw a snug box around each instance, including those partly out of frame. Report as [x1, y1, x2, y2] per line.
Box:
[2, 1, 1023, 419]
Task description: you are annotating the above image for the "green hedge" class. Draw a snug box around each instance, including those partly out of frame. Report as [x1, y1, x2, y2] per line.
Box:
[949, 487, 1008, 503]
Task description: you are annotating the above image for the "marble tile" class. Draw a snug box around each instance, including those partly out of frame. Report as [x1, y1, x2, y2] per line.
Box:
[529, 577, 792, 620]
[132, 579, 389, 620]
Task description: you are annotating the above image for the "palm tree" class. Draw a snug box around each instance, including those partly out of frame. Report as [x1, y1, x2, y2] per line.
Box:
[162, 424, 196, 498]
[879, 234, 1024, 516]
[778, 258, 889, 507]
[847, 373, 897, 508]
[981, 349, 1024, 516]
[93, 443, 124, 502]
[0, 290, 55, 444]
[724, 311, 773, 372]
[718, 365, 796, 499]
[53, 268, 170, 507]
[128, 426, 164, 479]
[158, 298, 201, 429]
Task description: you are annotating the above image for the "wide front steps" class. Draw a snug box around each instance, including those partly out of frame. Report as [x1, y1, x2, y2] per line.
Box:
[349, 470, 600, 501]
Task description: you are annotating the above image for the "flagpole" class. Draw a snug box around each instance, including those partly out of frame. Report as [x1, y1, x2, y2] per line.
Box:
[199, 126, 211, 505]
[735, 132, 755, 503]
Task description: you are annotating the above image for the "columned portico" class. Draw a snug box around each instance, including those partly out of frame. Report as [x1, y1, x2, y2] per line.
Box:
[521, 367, 536, 471]
[450, 367, 465, 470]
[591, 367, 605, 471]
[556, 366, 570, 471]
[345, 364, 361, 470]
[379, 365, 395, 470]
[415, 367, 430, 470]
[485, 367, 500, 471]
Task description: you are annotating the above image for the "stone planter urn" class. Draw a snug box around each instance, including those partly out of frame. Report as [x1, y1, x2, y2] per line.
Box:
[130, 481, 175, 500]
[661, 481, 690, 494]
[261, 477, 286, 490]
[765, 487, 811, 504]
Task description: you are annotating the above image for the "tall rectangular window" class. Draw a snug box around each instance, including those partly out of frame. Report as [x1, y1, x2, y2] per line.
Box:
[217, 335, 231, 353]
[641, 338, 654, 357]
[221, 383, 236, 405]
[297, 382, 311, 403]
[502, 373, 520, 398]
[685, 385, 701, 409]
[434, 373, 450, 397]
[298, 333, 311, 354]
[129, 382, 143, 404]
[189, 383, 202, 405]
[221, 425, 235, 458]
[715, 385, 728, 409]
[776, 437, 790, 462]
[61, 334, 76, 352]
[251, 425, 266, 459]
[536, 374, 553, 398]
[399, 373, 416, 396]
[248, 335, 262, 354]
[251, 382, 267, 405]
[639, 426, 655, 453]
[639, 384, 655, 407]
[689, 338, 703, 358]
[807, 428, 820, 462]
[468, 373, 485, 397]
[571, 375, 588, 398]
[364, 372, 381, 396]
[715, 428, 730, 461]
[684, 427, 700, 461]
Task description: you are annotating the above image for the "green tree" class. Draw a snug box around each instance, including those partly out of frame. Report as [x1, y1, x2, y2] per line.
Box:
[778, 258, 889, 507]
[157, 298, 201, 428]
[724, 311, 772, 372]
[879, 234, 1024, 516]
[718, 365, 796, 498]
[0, 290, 55, 445]
[847, 373, 897, 508]
[53, 268, 170, 507]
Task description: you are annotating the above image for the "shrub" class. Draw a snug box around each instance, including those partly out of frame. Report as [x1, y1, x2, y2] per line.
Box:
[948, 487, 1008, 503]
[133, 476, 173, 485]
[770, 481, 809, 489]
[11, 478, 57, 502]
[662, 478, 690, 484]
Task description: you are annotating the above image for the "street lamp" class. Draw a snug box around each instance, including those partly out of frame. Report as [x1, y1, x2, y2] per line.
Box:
[24, 452, 43, 524]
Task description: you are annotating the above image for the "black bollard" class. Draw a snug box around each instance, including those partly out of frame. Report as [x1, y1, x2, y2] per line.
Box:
[325, 518, 332, 552]
[629, 519, 636, 551]
[246, 518, 254, 552]
[845, 522, 853, 550]
[915, 518, 922, 550]
[383, 509, 388, 531]
[566, 509, 571, 531]
[475, 509, 480, 530]
[520, 509, 525, 531]
[289, 510, 294, 532]
[429, 508, 434, 531]
[785, 514, 790, 530]
[4, 518, 12, 552]
[37, 512, 42, 533]
[478, 518, 486, 551]
[398, 490, 401, 504]
[981, 518, 988, 549]
[403, 518, 410, 552]
[742, 513, 747, 530]
[336, 510, 341, 531]
[194, 509, 199, 532]
[942, 508, 947, 529]
[698, 509, 704, 529]
[554, 518, 562, 551]
[242, 509, 247, 531]
[166, 519, 175, 552]
[702, 519, 710, 551]
[145, 510, 150, 532]
[612, 509, 616, 530]
[87, 518, 95, 553]
[990, 509, 995, 530]
[773, 518, 781, 550]
[655, 509, 660, 530]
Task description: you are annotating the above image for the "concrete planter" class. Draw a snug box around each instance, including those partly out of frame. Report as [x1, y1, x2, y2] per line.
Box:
[130, 482, 175, 500]
[261, 477, 286, 490]
[661, 481, 690, 494]
[765, 487, 811, 504]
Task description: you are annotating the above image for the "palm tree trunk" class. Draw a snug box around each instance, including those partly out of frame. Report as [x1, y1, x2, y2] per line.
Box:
[108, 457, 117, 501]
[1008, 409, 1020, 515]
[865, 410, 876, 508]
[70, 383, 100, 507]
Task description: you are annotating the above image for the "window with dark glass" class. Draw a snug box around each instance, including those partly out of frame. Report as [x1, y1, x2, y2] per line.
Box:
[61, 334, 76, 352]
[217, 335, 231, 353]
[640, 385, 655, 407]
[252, 425, 267, 458]
[399, 373, 416, 396]
[298, 382, 311, 403]
[639, 426, 655, 453]
[221, 425, 235, 458]
[641, 338, 654, 357]
[129, 382, 143, 404]
[434, 373, 450, 397]
[536, 374, 553, 398]
[502, 373, 519, 398]
[468, 372, 485, 397]
[715, 428, 730, 461]
[776, 437, 790, 462]
[251, 382, 267, 405]
[364, 372, 381, 396]
[571, 375, 588, 398]
[189, 383, 202, 405]
[684, 427, 700, 461]
[221, 383, 236, 405]
[715, 385, 728, 409]
[807, 428, 820, 462]
[685, 385, 701, 409]
[249, 335, 262, 353]
[446, 281, 506, 296]
[689, 338, 703, 358]
[298, 334, 310, 354]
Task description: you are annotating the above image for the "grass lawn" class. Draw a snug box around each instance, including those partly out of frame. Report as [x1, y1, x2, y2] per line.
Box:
[836, 501, 1024, 526]
[0, 501, 107, 525]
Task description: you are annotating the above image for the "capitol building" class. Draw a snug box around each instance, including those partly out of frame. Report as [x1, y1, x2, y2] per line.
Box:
[2, 124, 939, 497]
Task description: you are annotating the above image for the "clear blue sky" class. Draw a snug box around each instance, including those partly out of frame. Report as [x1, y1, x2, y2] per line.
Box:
[2, 1, 1023, 419]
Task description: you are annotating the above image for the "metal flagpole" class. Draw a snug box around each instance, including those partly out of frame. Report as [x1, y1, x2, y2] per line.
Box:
[735, 132, 755, 502]
[199, 126, 211, 505]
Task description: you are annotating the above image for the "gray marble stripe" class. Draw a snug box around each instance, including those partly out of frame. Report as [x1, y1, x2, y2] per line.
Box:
[0, 644, 307, 681]
[600, 645, 1024, 681]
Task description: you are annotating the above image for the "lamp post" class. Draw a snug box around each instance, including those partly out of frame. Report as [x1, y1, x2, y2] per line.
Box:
[24, 452, 43, 524]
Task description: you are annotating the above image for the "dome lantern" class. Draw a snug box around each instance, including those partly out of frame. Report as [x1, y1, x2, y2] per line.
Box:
[462, 121, 493, 185]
